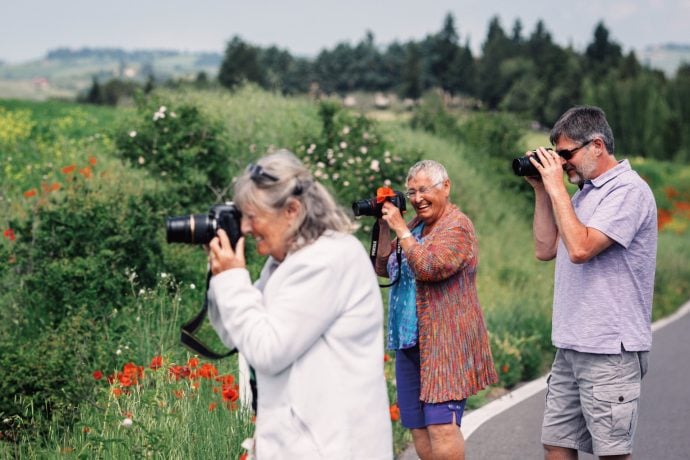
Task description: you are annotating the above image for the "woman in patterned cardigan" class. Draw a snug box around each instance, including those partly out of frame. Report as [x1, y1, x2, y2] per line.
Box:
[375, 160, 497, 460]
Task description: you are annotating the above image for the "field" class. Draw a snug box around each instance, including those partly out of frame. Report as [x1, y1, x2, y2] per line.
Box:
[1, 87, 689, 458]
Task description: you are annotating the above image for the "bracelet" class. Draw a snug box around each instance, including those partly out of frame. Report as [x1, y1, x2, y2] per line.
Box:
[399, 232, 413, 240]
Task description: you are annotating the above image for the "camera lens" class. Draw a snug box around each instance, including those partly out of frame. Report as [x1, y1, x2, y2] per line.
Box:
[166, 214, 216, 244]
[352, 198, 377, 217]
[512, 155, 541, 177]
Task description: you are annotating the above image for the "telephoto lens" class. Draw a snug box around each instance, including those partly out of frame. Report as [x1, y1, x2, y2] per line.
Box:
[166, 214, 217, 244]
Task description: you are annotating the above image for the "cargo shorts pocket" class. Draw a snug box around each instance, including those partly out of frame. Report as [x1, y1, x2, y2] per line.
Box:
[592, 382, 640, 436]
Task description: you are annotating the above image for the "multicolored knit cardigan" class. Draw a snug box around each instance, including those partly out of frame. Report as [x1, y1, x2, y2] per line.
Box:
[376, 204, 498, 402]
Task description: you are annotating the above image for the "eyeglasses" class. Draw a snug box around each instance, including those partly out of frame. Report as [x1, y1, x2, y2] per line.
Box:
[405, 181, 443, 199]
[556, 139, 594, 160]
[247, 163, 279, 183]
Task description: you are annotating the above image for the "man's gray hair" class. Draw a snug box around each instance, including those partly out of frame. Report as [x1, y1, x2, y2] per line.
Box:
[550, 105, 615, 154]
[233, 150, 353, 252]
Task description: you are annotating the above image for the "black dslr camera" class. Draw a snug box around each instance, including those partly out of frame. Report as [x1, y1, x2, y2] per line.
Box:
[512, 148, 554, 176]
[352, 189, 406, 218]
[166, 203, 242, 248]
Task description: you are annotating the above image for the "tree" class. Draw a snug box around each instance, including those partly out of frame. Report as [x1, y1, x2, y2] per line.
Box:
[218, 36, 262, 90]
[477, 16, 513, 108]
[428, 13, 461, 94]
[399, 42, 423, 100]
[85, 77, 102, 104]
[585, 22, 622, 78]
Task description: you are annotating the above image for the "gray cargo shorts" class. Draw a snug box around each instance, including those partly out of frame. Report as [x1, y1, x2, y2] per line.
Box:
[541, 347, 648, 456]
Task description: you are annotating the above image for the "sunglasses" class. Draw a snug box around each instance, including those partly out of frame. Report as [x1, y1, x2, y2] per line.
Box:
[247, 163, 279, 183]
[556, 139, 594, 160]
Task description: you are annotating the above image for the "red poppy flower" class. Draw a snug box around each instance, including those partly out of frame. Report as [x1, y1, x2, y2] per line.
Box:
[50, 182, 60, 192]
[221, 384, 239, 402]
[88, 155, 97, 166]
[239, 453, 248, 460]
[215, 374, 235, 385]
[389, 403, 400, 422]
[169, 365, 191, 380]
[112, 388, 123, 397]
[23, 188, 37, 198]
[92, 370, 103, 381]
[150, 355, 163, 370]
[209, 402, 217, 411]
[198, 363, 219, 379]
[79, 166, 92, 178]
[3, 229, 15, 241]
[501, 364, 510, 374]
[187, 357, 199, 369]
[61, 164, 76, 174]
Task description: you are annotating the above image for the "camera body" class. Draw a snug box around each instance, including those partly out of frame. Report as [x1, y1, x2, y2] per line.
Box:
[166, 203, 242, 248]
[352, 191, 406, 218]
[512, 148, 554, 176]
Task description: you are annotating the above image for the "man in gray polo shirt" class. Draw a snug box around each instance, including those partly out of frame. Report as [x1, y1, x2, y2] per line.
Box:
[526, 106, 657, 460]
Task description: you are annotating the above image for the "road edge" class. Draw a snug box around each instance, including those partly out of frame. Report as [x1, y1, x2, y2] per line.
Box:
[463, 299, 690, 439]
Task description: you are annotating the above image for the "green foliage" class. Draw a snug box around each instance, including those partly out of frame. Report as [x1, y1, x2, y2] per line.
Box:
[294, 101, 413, 210]
[218, 36, 262, 90]
[115, 94, 233, 210]
[409, 91, 458, 137]
[10, 175, 165, 328]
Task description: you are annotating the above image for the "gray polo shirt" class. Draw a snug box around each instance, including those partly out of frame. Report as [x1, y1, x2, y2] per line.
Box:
[552, 159, 657, 354]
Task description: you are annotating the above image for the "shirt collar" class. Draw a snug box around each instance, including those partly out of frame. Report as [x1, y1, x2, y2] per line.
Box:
[589, 159, 631, 188]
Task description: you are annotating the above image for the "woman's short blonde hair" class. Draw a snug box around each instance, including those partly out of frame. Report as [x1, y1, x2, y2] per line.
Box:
[233, 150, 354, 252]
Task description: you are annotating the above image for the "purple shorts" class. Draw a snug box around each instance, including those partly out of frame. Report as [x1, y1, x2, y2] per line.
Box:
[395, 345, 467, 429]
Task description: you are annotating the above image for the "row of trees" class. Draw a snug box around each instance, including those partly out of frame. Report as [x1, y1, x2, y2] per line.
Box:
[216, 13, 690, 161]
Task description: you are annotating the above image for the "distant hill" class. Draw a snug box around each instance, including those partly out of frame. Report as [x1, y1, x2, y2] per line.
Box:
[1, 43, 689, 101]
[639, 43, 690, 77]
[0, 47, 222, 100]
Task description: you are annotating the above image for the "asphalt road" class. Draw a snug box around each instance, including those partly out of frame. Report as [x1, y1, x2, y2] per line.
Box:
[397, 301, 690, 459]
[465, 301, 690, 460]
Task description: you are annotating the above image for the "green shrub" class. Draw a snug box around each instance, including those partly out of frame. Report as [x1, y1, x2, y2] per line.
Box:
[295, 100, 414, 214]
[409, 91, 459, 137]
[115, 94, 233, 211]
[10, 174, 166, 328]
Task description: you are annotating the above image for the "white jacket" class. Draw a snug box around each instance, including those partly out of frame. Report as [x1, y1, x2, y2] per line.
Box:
[208, 231, 393, 459]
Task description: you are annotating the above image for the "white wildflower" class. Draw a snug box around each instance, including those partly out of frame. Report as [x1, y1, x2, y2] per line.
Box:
[342, 126, 350, 135]
[370, 159, 380, 172]
[121, 418, 133, 428]
[339, 141, 347, 149]
[160, 272, 168, 278]
[116, 349, 122, 355]
[360, 146, 368, 154]
[129, 131, 137, 138]
[190, 283, 196, 290]
[138, 156, 145, 165]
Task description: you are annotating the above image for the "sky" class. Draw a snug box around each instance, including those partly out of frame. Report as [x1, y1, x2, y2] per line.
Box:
[1, 0, 689, 64]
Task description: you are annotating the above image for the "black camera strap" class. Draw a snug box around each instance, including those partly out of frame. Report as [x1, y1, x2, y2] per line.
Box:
[369, 220, 403, 288]
[180, 270, 237, 359]
[180, 270, 259, 412]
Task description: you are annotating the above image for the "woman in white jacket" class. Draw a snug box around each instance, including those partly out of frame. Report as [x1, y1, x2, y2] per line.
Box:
[207, 150, 393, 459]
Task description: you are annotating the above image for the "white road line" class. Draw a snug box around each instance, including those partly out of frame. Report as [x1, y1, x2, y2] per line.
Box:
[464, 299, 690, 439]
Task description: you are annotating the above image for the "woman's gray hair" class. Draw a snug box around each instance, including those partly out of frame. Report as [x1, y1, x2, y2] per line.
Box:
[406, 159, 449, 184]
[233, 149, 354, 252]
